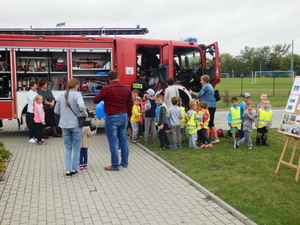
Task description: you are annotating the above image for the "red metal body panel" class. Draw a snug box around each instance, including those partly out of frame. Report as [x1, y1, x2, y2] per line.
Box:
[0, 101, 13, 118]
[0, 34, 220, 123]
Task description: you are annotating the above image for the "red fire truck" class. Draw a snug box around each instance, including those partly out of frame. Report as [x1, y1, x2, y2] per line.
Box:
[0, 27, 220, 128]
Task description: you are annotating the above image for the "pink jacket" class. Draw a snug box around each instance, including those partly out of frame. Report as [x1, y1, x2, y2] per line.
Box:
[34, 104, 45, 123]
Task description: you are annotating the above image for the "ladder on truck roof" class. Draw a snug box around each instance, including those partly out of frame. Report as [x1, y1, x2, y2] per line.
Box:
[0, 27, 149, 36]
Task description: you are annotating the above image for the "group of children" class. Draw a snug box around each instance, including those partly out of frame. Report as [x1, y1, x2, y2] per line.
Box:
[228, 93, 273, 150]
[31, 95, 96, 170]
[129, 88, 213, 150]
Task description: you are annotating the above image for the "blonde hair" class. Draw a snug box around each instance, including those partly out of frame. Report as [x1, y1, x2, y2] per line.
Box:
[65, 78, 79, 107]
[189, 99, 198, 108]
[134, 96, 142, 101]
[34, 95, 43, 102]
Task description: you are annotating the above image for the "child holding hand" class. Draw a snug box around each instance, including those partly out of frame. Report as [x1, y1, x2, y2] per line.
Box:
[79, 120, 97, 170]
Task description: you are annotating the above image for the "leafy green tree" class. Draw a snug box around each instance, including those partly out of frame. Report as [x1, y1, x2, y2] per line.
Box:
[220, 43, 294, 76]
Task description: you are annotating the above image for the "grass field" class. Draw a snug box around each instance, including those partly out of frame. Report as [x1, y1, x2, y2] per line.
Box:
[215, 77, 293, 109]
[144, 129, 300, 225]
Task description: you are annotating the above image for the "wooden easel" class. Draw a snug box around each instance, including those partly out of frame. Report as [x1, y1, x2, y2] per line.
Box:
[275, 134, 300, 181]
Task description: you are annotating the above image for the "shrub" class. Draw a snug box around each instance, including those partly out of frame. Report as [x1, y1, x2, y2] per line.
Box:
[0, 141, 12, 173]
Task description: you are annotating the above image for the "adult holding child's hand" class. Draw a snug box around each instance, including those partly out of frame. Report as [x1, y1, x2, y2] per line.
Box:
[188, 75, 219, 143]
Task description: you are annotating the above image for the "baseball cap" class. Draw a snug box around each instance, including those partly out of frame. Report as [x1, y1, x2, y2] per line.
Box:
[243, 93, 251, 98]
[146, 88, 155, 96]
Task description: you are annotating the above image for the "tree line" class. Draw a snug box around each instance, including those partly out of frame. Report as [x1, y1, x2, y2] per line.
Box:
[219, 44, 300, 77]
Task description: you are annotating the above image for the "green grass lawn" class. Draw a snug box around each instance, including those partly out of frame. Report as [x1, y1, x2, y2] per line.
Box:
[215, 77, 293, 109]
[143, 129, 300, 225]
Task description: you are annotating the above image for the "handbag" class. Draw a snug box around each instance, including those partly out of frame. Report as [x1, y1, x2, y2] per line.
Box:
[68, 105, 88, 127]
[214, 90, 221, 102]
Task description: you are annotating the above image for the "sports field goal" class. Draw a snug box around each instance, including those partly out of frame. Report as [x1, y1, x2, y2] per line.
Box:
[254, 71, 294, 96]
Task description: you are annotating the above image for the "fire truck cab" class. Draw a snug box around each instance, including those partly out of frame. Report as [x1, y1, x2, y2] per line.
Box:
[0, 28, 220, 128]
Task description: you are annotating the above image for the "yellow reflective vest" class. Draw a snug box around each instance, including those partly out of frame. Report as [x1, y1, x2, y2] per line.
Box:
[230, 106, 242, 127]
[180, 106, 187, 128]
[257, 108, 273, 128]
[187, 111, 198, 135]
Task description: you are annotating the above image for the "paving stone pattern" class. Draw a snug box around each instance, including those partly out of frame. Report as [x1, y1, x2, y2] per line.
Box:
[0, 120, 251, 225]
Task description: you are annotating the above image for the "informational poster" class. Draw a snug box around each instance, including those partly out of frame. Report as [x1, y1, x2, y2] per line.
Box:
[278, 76, 300, 137]
[126, 67, 134, 75]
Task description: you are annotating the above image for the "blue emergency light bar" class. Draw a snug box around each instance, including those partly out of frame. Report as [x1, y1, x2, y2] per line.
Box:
[184, 38, 197, 43]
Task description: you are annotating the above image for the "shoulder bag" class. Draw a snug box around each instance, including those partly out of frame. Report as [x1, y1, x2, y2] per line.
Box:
[68, 105, 87, 127]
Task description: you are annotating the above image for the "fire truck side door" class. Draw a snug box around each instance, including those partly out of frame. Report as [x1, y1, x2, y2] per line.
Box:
[160, 44, 172, 88]
[203, 42, 220, 87]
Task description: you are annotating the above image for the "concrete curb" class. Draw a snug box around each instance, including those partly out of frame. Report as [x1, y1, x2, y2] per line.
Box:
[136, 143, 258, 225]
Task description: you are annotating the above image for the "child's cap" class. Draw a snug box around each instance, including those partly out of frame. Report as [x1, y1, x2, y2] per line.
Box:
[243, 93, 251, 98]
[146, 89, 155, 96]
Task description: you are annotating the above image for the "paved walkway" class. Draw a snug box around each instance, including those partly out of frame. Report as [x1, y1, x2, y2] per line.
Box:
[0, 120, 256, 225]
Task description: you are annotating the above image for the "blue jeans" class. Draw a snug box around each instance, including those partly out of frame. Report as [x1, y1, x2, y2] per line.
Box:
[62, 126, 82, 171]
[79, 148, 88, 165]
[105, 113, 129, 169]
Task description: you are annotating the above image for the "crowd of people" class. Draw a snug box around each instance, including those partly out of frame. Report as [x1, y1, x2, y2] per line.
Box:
[25, 71, 273, 178]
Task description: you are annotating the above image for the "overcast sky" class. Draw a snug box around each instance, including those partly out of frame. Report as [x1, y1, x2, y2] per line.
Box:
[1, 0, 299, 56]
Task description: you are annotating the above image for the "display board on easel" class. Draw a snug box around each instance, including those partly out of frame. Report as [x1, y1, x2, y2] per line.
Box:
[278, 76, 300, 137]
[276, 76, 300, 181]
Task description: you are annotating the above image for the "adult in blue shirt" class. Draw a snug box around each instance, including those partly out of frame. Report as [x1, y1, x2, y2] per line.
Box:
[189, 75, 219, 143]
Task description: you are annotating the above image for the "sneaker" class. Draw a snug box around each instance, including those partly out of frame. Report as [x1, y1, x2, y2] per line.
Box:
[193, 146, 200, 149]
[131, 139, 137, 143]
[206, 143, 213, 147]
[200, 144, 207, 148]
[248, 148, 253, 150]
[28, 138, 36, 143]
[211, 139, 220, 144]
[37, 141, 47, 145]
[152, 141, 156, 144]
[79, 165, 84, 170]
[66, 171, 71, 178]
[70, 170, 78, 176]
[177, 145, 183, 148]
[165, 145, 171, 149]
[144, 141, 149, 145]
[234, 141, 239, 149]
[171, 145, 177, 148]
[158, 147, 165, 151]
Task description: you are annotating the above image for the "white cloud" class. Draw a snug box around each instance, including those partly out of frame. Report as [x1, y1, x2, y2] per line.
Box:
[0, 0, 299, 56]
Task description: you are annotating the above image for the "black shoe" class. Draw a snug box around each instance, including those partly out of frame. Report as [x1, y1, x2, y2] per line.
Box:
[71, 170, 78, 176]
[158, 147, 165, 151]
[165, 145, 171, 149]
[42, 136, 49, 139]
[53, 134, 62, 137]
[66, 171, 71, 178]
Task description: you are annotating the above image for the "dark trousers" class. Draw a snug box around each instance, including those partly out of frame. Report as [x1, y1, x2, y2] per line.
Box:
[158, 124, 170, 148]
[79, 148, 88, 165]
[27, 113, 36, 139]
[35, 123, 43, 142]
[200, 128, 211, 144]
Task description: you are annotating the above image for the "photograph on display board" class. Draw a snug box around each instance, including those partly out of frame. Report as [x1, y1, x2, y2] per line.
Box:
[278, 76, 300, 137]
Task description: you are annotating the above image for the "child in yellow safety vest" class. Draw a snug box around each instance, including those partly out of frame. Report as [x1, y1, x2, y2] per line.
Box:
[198, 101, 212, 147]
[255, 99, 273, 146]
[187, 99, 203, 149]
[228, 97, 242, 144]
[178, 97, 188, 141]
